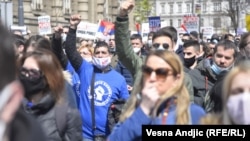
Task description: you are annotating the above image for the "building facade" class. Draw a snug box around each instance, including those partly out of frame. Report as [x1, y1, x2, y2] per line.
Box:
[155, 0, 248, 37]
[7, 0, 135, 35]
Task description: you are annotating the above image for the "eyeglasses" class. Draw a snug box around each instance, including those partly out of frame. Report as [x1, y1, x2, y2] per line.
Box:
[142, 65, 173, 79]
[152, 43, 169, 50]
[109, 39, 115, 41]
[20, 67, 43, 80]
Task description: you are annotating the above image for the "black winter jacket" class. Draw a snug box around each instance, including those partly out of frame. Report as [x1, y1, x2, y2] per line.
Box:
[22, 93, 82, 141]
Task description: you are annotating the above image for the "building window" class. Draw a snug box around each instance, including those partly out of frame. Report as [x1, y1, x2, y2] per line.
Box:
[213, 17, 221, 28]
[177, 3, 182, 13]
[202, 2, 206, 13]
[178, 19, 181, 27]
[63, 0, 71, 14]
[170, 19, 173, 26]
[31, 0, 43, 11]
[186, 3, 191, 13]
[213, 2, 221, 12]
[161, 2, 165, 14]
[201, 18, 204, 27]
[169, 4, 173, 14]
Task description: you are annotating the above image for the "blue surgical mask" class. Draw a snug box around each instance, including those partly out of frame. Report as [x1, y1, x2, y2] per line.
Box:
[211, 62, 231, 75]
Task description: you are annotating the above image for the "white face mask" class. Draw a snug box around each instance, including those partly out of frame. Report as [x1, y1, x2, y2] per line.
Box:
[84, 57, 92, 63]
[133, 47, 141, 53]
[147, 40, 152, 47]
[227, 92, 250, 124]
[92, 56, 111, 70]
[61, 33, 67, 42]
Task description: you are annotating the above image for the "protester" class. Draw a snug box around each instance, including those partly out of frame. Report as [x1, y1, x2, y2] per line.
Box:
[18, 48, 82, 141]
[114, 0, 194, 102]
[24, 34, 78, 108]
[78, 44, 94, 62]
[201, 60, 250, 124]
[0, 22, 47, 141]
[108, 50, 206, 141]
[189, 40, 237, 109]
[63, 14, 129, 141]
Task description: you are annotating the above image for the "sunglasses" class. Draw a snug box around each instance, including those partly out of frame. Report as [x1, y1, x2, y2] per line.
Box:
[152, 43, 169, 50]
[142, 65, 173, 79]
[20, 67, 43, 80]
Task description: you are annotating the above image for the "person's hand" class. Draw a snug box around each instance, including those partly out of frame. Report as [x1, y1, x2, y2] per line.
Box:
[54, 25, 63, 39]
[119, 0, 134, 17]
[140, 82, 159, 116]
[127, 85, 133, 91]
[0, 81, 24, 124]
[69, 14, 81, 30]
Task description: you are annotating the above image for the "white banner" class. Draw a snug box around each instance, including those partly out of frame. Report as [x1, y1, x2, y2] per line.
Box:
[38, 16, 52, 35]
[201, 27, 214, 39]
[10, 25, 27, 35]
[76, 21, 98, 39]
[183, 14, 199, 33]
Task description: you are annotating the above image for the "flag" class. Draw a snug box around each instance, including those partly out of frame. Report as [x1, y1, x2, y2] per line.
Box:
[181, 24, 189, 33]
[135, 22, 140, 34]
[97, 20, 115, 36]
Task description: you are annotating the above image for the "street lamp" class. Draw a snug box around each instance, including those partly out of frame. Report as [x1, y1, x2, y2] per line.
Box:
[194, 0, 202, 39]
[18, 0, 24, 26]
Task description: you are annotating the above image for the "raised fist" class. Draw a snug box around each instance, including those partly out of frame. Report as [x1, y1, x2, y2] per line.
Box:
[119, 0, 134, 17]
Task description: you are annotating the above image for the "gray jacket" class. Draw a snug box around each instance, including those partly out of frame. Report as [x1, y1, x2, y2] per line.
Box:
[188, 58, 217, 108]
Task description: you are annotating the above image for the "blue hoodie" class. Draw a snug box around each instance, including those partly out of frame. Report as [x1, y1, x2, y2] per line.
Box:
[107, 103, 206, 141]
[65, 62, 81, 98]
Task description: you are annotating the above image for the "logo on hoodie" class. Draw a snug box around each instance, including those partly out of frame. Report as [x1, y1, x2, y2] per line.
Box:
[88, 80, 112, 106]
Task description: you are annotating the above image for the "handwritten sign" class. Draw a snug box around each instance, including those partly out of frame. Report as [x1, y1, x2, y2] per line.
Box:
[38, 16, 52, 35]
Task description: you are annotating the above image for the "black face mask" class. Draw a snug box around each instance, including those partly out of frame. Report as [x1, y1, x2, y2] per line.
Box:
[184, 56, 196, 68]
[19, 74, 47, 99]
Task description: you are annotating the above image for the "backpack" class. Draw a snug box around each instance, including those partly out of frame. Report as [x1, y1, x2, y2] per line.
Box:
[55, 104, 68, 138]
[107, 99, 126, 132]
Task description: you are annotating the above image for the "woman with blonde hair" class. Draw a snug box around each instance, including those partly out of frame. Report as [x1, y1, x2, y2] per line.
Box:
[201, 60, 250, 125]
[77, 44, 93, 62]
[107, 50, 205, 141]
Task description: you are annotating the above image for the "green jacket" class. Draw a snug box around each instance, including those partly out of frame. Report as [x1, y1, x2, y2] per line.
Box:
[115, 16, 194, 102]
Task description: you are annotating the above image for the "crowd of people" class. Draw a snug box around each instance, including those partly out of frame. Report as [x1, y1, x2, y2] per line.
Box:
[0, 0, 250, 141]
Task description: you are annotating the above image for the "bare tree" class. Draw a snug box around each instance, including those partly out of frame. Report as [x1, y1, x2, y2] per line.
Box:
[224, 0, 250, 35]
[134, 0, 154, 23]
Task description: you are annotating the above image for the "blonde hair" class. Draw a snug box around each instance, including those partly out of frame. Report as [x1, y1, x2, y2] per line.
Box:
[77, 44, 94, 55]
[120, 50, 190, 124]
[221, 60, 250, 124]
